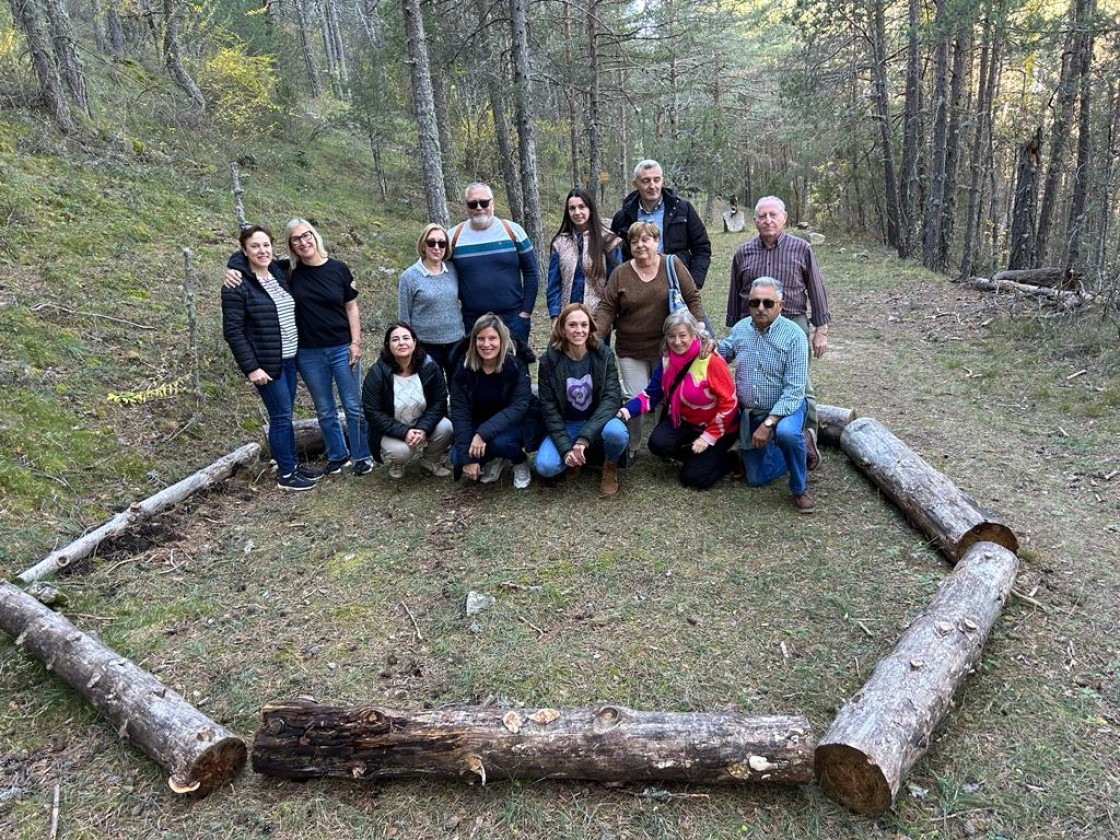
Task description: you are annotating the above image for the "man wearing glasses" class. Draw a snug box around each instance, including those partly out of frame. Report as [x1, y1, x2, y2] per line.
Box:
[449, 182, 539, 345]
[726, 196, 830, 470]
[718, 277, 814, 513]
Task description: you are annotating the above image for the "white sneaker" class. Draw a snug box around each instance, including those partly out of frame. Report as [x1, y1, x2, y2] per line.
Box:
[512, 461, 531, 490]
[479, 458, 507, 484]
[388, 464, 404, 479]
[418, 456, 451, 477]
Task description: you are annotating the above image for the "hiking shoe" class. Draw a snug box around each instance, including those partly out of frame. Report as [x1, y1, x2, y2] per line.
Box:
[512, 461, 532, 489]
[479, 458, 507, 484]
[599, 462, 619, 495]
[792, 492, 816, 514]
[388, 464, 404, 479]
[296, 465, 324, 482]
[419, 456, 451, 477]
[277, 471, 316, 492]
[804, 428, 821, 471]
[322, 457, 352, 475]
[353, 458, 374, 476]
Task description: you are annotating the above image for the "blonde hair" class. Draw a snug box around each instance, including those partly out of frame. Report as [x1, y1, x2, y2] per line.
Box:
[285, 218, 328, 265]
[465, 313, 511, 373]
[415, 223, 453, 260]
[627, 221, 660, 243]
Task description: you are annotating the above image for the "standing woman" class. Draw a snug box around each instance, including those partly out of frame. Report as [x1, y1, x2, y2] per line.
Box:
[449, 313, 533, 489]
[594, 221, 706, 461]
[546, 187, 620, 323]
[535, 303, 629, 495]
[286, 218, 373, 476]
[362, 322, 453, 479]
[618, 310, 738, 489]
[221, 225, 318, 492]
[398, 224, 463, 383]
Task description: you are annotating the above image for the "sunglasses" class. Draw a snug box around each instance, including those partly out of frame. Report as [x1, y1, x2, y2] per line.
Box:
[425, 238, 448, 249]
[748, 298, 777, 310]
[466, 199, 492, 210]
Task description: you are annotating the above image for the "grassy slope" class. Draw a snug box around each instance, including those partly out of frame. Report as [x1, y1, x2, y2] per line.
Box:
[1, 115, 1119, 839]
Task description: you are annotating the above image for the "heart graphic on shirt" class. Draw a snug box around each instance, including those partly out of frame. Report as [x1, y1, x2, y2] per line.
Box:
[566, 374, 593, 412]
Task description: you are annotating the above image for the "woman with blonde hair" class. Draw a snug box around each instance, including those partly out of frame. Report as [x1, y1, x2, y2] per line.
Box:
[535, 303, 628, 494]
[398, 223, 463, 382]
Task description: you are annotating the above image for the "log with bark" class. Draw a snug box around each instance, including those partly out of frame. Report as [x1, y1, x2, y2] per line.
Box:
[992, 267, 1081, 290]
[252, 701, 814, 785]
[840, 417, 1017, 562]
[278, 414, 346, 459]
[0, 581, 246, 796]
[816, 404, 857, 448]
[815, 541, 1018, 816]
[18, 443, 261, 583]
[968, 277, 1089, 309]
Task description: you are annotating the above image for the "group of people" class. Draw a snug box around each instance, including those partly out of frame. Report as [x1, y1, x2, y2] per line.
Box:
[220, 159, 832, 511]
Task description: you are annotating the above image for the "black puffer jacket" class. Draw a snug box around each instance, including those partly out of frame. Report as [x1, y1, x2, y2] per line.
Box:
[221, 252, 294, 379]
[610, 186, 712, 289]
[362, 355, 448, 464]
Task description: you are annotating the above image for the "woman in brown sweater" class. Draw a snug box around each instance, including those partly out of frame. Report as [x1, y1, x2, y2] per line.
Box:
[594, 221, 706, 460]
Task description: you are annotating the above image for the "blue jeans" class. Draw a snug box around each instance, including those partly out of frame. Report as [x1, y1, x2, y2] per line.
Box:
[297, 344, 371, 463]
[451, 426, 527, 468]
[740, 400, 807, 495]
[257, 358, 298, 474]
[535, 418, 629, 478]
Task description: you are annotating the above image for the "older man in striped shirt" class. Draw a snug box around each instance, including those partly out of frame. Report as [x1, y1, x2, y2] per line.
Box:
[726, 196, 830, 460]
[718, 277, 815, 513]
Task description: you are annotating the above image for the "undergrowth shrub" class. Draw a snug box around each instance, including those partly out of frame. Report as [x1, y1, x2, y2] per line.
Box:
[199, 46, 282, 136]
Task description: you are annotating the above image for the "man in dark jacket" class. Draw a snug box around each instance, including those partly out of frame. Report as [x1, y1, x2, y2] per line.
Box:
[610, 159, 712, 289]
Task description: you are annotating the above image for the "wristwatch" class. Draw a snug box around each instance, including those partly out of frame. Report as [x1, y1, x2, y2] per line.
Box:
[763, 416, 777, 429]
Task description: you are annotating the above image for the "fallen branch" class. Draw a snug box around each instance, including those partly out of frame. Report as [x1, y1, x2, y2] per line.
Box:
[815, 541, 1019, 816]
[840, 417, 1018, 562]
[18, 443, 261, 583]
[0, 582, 246, 796]
[968, 277, 1090, 309]
[252, 701, 814, 786]
[29, 302, 156, 331]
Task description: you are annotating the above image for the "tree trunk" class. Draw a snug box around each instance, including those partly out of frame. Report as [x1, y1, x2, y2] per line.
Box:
[106, 0, 125, 56]
[162, 0, 205, 117]
[958, 22, 999, 281]
[400, 0, 449, 228]
[1008, 130, 1041, 270]
[968, 276, 1089, 308]
[253, 701, 814, 785]
[815, 541, 1018, 817]
[7, 0, 76, 133]
[897, 0, 922, 257]
[992, 267, 1081, 289]
[816, 404, 856, 448]
[1064, 0, 1095, 272]
[587, 0, 602, 193]
[509, 0, 543, 258]
[922, 3, 950, 271]
[42, 0, 90, 115]
[474, 0, 522, 220]
[292, 0, 324, 98]
[839, 417, 1018, 563]
[869, 0, 900, 248]
[18, 443, 261, 583]
[90, 0, 108, 54]
[324, 0, 349, 95]
[430, 59, 459, 203]
[937, 27, 971, 270]
[0, 582, 247, 795]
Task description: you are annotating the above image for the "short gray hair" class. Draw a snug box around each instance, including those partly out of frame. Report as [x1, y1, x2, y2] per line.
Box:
[661, 309, 705, 353]
[754, 196, 786, 215]
[464, 182, 493, 201]
[633, 159, 662, 180]
[750, 276, 784, 300]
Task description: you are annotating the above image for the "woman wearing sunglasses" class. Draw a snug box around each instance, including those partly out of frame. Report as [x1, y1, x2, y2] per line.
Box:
[398, 223, 463, 384]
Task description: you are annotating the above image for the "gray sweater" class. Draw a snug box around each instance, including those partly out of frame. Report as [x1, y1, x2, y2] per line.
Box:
[398, 259, 465, 345]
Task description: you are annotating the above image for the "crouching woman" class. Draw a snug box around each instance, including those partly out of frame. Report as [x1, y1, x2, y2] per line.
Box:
[536, 303, 628, 494]
[449, 313, 533, 489]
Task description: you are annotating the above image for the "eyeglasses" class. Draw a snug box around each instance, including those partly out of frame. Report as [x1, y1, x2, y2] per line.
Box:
[748, 298, 777, 310]
[290, 231, 315, 245]
[425, 239, 448, 249]
[466, 199, 492, 210]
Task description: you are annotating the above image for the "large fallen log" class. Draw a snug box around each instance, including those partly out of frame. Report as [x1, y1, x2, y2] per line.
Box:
[816, 404, 857, 447]
[968, 276, 1088, 309]
[992, 267, 1080, 289]
[0, 581, 246, 796]
[815, 541, 1018, 816]
[840, 417, 1017, 562]
[18, 443, 261, 583]
[267, 413, 347, 459]
[252, 701, 814, 785]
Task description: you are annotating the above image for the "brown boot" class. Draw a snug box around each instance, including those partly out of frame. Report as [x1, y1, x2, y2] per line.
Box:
[804, 428, 821, 471]
[600, 461, 620, 495]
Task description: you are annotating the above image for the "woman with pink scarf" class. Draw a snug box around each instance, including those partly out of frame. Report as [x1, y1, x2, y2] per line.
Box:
[617, 310, 738, 489]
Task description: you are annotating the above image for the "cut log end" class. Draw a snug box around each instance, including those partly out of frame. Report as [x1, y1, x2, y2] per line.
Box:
[958, 522, 1019, 559]
[814, 743, 892, 817]
[174, 736, 248, 795]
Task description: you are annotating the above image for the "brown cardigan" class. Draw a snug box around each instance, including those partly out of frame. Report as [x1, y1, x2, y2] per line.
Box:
[594, 256, 705, 360]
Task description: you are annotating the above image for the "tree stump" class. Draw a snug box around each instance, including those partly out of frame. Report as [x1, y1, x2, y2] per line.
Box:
[252, 701, 814, 786]
[840, 417, 1018, 562]
[815, 541, 1019, 815]
[0, 582, 246, 796]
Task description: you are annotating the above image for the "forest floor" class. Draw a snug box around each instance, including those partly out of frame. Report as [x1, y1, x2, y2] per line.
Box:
[3, 202, 1120, 837]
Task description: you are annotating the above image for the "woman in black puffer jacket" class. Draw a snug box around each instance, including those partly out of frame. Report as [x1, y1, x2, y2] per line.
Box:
[221, 225, 319, 492]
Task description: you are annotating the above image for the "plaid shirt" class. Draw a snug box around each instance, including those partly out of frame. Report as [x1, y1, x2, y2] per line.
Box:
[717, 314, 808, 418]
[726, 233, 830, 328]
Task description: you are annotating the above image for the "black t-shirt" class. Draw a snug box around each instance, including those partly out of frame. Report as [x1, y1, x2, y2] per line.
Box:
[289, 258, 358, 349]
[558, 353, 594, 422]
